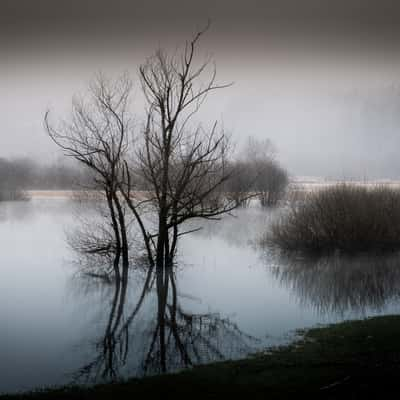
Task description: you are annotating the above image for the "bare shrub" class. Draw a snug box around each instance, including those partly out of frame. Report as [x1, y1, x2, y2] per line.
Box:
[269, 184, 400, 253]
[46, 27, 238, 272]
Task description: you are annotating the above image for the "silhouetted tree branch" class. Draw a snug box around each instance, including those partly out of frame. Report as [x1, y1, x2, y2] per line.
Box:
[45, 74, 134, 279]
[120, 26, 236, 269]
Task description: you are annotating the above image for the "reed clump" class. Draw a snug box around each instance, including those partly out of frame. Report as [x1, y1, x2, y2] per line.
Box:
[269, 184, 400, 253]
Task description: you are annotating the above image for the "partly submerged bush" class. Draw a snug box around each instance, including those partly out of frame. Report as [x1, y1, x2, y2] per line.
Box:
[269, 184, 400, 253]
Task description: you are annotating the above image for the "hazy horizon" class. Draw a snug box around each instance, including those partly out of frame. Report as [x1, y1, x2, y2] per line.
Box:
[2, 0, 400, 179]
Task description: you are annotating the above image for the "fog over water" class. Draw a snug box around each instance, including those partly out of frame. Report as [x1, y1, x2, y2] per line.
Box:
[2, 0, 400, 178]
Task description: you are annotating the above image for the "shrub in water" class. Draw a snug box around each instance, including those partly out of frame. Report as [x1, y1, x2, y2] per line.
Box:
[269, 184, 400, 253]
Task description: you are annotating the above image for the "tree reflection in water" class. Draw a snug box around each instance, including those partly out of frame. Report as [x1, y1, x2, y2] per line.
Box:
[270, 252, 400, 315]
[73, 264, 257, 383]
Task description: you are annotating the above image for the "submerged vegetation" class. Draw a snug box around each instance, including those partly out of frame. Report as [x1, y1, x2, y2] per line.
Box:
[44, 26, 268, 276]
[269, 184, 400, 253]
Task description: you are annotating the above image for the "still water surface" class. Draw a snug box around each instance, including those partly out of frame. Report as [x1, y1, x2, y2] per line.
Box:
[1, 199, 399, 393]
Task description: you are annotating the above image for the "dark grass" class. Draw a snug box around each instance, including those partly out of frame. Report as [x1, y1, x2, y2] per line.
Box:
[3, 315, 400, 399]
[269, 184, 400, 253]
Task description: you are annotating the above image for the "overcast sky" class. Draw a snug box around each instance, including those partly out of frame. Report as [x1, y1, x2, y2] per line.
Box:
[2, 0, 400, 178]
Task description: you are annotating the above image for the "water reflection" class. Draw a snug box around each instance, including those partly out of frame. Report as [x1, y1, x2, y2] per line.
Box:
[4, 201, 400, 394]
[73, 264, 257, 383]
[192, 206, 277, 247]
[270, 252, 400, 315]
[74, 207, 400, 383]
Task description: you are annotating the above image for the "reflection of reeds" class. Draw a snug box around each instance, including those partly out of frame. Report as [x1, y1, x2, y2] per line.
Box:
[270, 252, 400, 315]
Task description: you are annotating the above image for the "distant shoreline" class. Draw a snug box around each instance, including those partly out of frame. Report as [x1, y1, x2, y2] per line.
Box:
[25, 180, 400, 199]
[26, 190, 78, 199]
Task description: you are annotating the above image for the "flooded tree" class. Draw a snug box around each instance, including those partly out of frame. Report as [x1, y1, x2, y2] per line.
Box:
[45, 74, 133, 280]
[46, 27, 242, 277]
[120, 26, 235, 270]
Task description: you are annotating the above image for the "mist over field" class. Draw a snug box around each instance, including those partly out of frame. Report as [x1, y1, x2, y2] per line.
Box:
[2, 0, 400, 179]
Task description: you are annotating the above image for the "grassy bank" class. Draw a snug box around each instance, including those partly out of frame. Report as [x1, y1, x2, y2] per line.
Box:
[3, 315, 400, 399]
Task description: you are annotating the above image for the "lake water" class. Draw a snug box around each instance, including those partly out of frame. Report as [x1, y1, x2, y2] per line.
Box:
[1, 199, 400, 393]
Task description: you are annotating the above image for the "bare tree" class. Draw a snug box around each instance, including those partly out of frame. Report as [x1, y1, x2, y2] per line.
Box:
[45, 74, 133, 280]
[119, 27, 236, 269]
[46, 27, 241, 273]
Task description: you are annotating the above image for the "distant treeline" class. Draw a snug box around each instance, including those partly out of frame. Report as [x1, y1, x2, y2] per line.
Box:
[0, 140, 289, 207]
[224, 137, 289, 207]
[0, 157, 93, 192]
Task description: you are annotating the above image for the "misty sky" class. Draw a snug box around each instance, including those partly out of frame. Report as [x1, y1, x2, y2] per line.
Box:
[2, 0, 400, 179]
